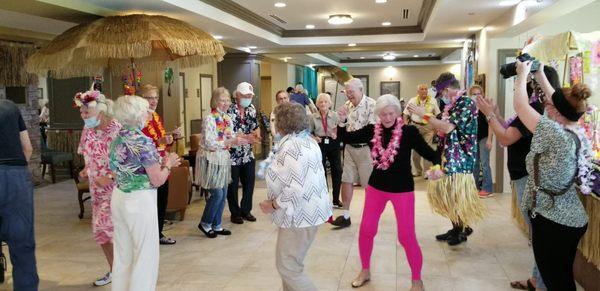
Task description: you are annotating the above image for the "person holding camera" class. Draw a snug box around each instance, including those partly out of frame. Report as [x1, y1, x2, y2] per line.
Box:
[513, 60, 591, 291]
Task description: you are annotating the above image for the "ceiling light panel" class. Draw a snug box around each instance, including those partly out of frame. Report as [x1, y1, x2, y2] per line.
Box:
[274, 2, 286, 8]
[382, 21, 391, 26]
[328, 14, 353, 25]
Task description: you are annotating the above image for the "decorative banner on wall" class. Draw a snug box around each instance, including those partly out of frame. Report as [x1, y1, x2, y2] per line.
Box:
[584, 51, 592, 74]
[592, 40, 600, 67]
[570, 55, 583, 86]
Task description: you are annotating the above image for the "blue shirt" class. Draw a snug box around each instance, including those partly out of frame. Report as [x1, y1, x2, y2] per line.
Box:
[290, 93, 310, 106]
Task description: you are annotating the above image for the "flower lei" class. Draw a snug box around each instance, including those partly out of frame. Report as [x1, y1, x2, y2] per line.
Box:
[73, 90, 104, 108]
[211, 109, 233, 142]
[416, 95, 434, 114]
[370, 117, 404, 170]
[437, 95, 459, 138]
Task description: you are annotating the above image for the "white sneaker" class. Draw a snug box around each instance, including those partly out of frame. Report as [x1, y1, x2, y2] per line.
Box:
[93, 272, 111, 287]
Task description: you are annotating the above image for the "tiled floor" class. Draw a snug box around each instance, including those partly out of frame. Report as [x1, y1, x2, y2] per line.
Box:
[0, 178, 583, 290]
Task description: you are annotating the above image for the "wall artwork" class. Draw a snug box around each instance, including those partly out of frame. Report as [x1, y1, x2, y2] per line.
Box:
[380, 81, 400, 98]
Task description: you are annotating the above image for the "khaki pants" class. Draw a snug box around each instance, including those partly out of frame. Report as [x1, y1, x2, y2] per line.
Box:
[341, 146, 373, 187]
[411, 124, 435, 176]
[275, 226, 318, 291]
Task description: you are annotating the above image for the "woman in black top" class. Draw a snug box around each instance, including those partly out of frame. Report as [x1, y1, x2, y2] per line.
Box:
[342, 95, 440, 291]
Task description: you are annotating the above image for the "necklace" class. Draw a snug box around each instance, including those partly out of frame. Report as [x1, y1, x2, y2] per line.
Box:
[370, 118, 404, 170]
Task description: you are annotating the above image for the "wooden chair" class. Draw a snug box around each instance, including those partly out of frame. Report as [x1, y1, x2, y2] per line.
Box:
[166, 160, 191, 220]
[41, 141, 74, 184]
[73, 168, 91, 219]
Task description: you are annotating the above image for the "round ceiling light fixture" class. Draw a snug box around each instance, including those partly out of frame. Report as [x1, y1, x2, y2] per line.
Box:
[348, 43, 357, 47]
[376, 0, 388, 3]
[383, 53, 396, 61]
[274, 2, 286, 8]
[305, 24, 315, 29]
[328, 14, 353, 25]
[382, 21, 391, 26]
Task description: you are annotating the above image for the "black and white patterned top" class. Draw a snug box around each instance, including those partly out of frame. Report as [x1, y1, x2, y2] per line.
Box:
[266, 133, 333, 228]
[227, 102, 259, 166]
[522, 115, 588, 228]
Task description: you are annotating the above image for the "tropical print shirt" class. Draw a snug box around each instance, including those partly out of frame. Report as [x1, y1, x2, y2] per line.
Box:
[227, 102, 258, 166]
[78, 119, 122, 194]
[110, 127, 160, 193]
[441, 96, 478, 174]
[342, 95, 376, 132]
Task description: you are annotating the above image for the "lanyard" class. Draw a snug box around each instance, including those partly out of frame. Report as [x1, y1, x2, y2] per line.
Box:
[321, 113, 328, 135]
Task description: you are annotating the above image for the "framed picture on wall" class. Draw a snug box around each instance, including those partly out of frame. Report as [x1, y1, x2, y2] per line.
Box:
[380, 81, 400, 97]
[353, 75, 369, 95]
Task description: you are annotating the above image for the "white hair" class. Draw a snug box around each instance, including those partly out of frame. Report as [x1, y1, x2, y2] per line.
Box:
[96, 99, 114, 118]
[375, 94, 402, 115]
[113, 95, 150, 128]
[316, 93, 332, 105]
[345, 78, 364, 91]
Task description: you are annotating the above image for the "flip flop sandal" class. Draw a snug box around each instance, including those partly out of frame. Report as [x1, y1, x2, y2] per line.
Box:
[510, 279, 535, 291]
[351, 278, 370, 288]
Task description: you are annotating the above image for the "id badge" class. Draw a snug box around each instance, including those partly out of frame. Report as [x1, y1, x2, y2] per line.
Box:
[324, 137, 330, 144]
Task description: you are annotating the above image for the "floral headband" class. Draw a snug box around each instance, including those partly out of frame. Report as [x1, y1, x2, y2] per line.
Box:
[73, 90, 105, 108]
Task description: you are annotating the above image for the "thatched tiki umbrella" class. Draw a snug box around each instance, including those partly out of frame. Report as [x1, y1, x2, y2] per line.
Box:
[26, 14, 225, 91]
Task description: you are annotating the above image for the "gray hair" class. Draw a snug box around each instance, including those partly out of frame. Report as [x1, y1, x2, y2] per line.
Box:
[274, 102, 309, 135]
[96, 99, 114, 118]
[113, 95, 150, 128]
[316, 93, 332, 106]
[375, 94, 402, 116]
[345, 78, 364, 92]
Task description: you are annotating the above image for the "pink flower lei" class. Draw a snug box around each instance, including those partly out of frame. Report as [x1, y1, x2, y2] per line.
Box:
[371, 117, 404, 170]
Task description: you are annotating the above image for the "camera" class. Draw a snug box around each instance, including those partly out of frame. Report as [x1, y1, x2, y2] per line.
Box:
[500, 53, 540, 79]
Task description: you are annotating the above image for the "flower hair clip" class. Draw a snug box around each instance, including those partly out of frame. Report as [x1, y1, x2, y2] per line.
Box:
[73, 90, 105, 108]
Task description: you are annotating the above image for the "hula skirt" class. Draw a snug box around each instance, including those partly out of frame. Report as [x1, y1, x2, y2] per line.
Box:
[427, 173, 486, 226]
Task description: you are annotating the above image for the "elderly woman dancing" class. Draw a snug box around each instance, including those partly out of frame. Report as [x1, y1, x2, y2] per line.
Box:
[110, 95, 181, 291]
[343, 95, 440, 291]
[75, 90, 121, 286]
[259, 102, 333, 291]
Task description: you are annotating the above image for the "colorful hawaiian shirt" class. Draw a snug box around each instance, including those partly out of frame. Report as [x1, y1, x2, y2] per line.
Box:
[78, 119, 122, 187]
[110, 127, 161, 192]
[227, 102, 259, 166]
[342, 95, 376, 132]
[441, 96, 478, 174]
[142, 111, 168, 157]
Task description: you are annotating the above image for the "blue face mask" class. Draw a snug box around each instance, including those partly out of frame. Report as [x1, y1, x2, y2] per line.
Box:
[84, 116, 100, 128]
[239, 98, 252, 108]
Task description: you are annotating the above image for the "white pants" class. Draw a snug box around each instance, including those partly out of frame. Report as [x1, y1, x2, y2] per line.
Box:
[111, 188, 159, 291]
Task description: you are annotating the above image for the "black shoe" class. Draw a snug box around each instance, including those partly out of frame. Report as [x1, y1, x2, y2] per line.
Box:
[447, 232, 467, 246]
[231, 216, 244, 224]
[463, 226, 473, 236]
[435, 228, 456, 241]
[331, 216, 351, 228]
[214, 228, 232, 236]
[333, 201, 343, 209]
[197, 224, 217, 238]
[242, 213, 257, 222]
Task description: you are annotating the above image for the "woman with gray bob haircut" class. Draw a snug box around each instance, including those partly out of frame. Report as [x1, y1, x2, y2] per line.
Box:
[109, 95, 181, 291]
[259, 102, 333, 291]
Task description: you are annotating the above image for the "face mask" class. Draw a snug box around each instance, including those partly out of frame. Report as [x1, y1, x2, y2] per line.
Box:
[274, 132, 282, 142]
[240, 98, 252, 108]
[84, 116, 100, 128]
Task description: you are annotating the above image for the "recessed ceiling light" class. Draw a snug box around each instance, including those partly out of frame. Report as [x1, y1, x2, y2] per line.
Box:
[376, 0, 387, 3]
[247, 46, 257, 49]
[213, 35, 223, 40]
[382, 21, 391, 26]
[499, 0, 520, 6]
[383, 53, 396, 61]
[360, 56, 365, 59]
[274, 2, 286, 8]
[305, 24, 315, 29]
[413, 55, 419, 58]
[348, 43, 357, 47]
[468, 27, 482, 31]
[328, 14, 353, 25]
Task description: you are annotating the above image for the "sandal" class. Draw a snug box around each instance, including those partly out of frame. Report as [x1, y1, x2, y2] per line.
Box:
[510, 279, 535, 291]
[159, 237, 176, 245]
[351, 277, 370, 288]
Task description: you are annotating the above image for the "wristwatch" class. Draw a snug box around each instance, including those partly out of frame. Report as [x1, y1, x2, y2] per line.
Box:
[486, 113, 496, 123]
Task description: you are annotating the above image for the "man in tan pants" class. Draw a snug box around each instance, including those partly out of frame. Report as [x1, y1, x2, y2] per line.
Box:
[403, 84, 440, 178]
[331, 78, 376, 228]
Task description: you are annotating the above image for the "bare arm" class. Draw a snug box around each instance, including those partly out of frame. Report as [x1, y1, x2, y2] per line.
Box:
[20, 130, 32, 161]
[533, 62, 556, 99]
[145, 152, 181, 187]
[514, 61, 541, 133]
[425, 117, 456, 134]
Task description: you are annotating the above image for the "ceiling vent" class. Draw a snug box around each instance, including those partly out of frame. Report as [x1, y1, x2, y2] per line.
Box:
[402, 9, 409, 19]
[269, 14, 287, 24]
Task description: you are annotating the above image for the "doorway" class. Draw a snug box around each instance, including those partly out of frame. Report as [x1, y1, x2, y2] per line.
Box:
[178, 72, 188, 141]
[496, 49, 519, 193]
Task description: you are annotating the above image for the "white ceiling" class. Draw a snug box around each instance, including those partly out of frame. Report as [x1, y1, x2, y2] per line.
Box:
[231, 0, 421, 30]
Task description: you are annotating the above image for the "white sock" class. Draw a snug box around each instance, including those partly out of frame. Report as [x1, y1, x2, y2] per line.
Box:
[343, 210, 350, 219]
[200, 222, 212, 231]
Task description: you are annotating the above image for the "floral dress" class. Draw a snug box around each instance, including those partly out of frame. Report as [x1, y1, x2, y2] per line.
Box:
[427, 96, 485, 225]
[77, 119, 121, 245]
[109, 128, 161, 193]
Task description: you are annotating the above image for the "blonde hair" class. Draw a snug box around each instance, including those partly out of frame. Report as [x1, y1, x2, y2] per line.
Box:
[375, 94, 402, 115]
[113, 95, 150, 128]
[139, 84, 159, 97]
[468, 85, 484, 95]
[210, 87, 231, 109]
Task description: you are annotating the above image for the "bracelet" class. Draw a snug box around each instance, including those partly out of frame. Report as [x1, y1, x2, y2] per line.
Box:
[486, 113, 496, 123]
[271, 200, 277, 210]
[422, 115, 431, 122]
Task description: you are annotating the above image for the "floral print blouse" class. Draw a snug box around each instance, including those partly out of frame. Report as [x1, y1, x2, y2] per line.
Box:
[341, 95, 376, 132]
[441, 96, 478, 174]
[78, 119, 122, 189]
[227, 102, 259, 166]
[109, 127, 161, 193]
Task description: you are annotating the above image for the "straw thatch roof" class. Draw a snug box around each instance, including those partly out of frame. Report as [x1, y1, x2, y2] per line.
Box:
[26, 14, 226, 78]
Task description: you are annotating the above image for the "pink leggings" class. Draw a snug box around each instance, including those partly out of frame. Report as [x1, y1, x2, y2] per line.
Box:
[358, 186, 422, 280]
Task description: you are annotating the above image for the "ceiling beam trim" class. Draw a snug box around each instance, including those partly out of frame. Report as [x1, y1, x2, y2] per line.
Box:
[306, 53, 340, 67]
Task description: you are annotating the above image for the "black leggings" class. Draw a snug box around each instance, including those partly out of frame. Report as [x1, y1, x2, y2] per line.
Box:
[157, 181, 169, 238]
[531, 214, 587, 291]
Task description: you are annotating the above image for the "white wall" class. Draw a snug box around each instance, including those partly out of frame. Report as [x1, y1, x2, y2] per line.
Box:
[347, 64, 462, 99]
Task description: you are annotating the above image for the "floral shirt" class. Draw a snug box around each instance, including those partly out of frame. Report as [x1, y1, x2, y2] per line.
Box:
[341, 95, 376, 132]
[110, 127, 161, 193]
[441, 96, 478, 174]
[78, 119, 122, 190]
[227, 102, 259, 166]
[142, 111, 167, 157]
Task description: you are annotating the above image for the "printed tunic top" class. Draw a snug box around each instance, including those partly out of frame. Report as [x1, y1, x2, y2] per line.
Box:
[110, 127, 161, 193]
[441, 96, 478, 174]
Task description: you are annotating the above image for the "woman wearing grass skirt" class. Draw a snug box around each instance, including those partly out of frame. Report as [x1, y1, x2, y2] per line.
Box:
[196, 87, 250, 238]
[408, 72, 485, 246]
